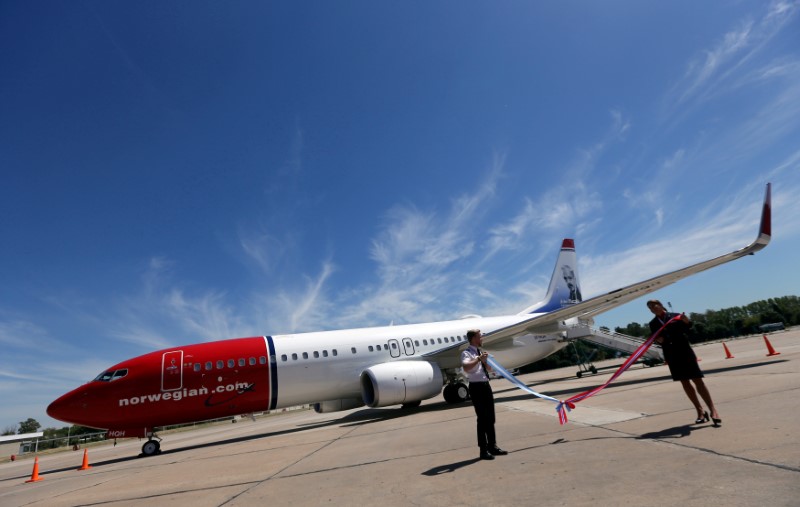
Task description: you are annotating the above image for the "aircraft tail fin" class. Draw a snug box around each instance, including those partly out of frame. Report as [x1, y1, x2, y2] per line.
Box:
[518, 239, 583, 315]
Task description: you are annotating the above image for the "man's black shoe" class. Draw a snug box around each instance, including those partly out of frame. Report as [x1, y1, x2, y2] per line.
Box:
[489, 447, 508, 456]
[479, 450, 495, 460]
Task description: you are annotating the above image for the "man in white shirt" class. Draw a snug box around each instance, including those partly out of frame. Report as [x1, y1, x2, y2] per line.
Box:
[461, 329, 508, 460]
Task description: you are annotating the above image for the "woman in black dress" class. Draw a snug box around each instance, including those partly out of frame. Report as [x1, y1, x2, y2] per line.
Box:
[647, 299, 721, 426]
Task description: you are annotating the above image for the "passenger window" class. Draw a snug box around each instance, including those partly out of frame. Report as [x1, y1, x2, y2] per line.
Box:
[239, 358, 245, 367]
[423, 339, 428, 345]
[369, 346, 374, 352]
[438, 338, 442, 344]
[281, 354, 288, 362]
[313, 351, 319, 358]
[445, 337, 449, 343]
[391, 342, 398, 349]
[302, 352, 308, 359]
[193, 363, 201, 372]
[292, 353, 298, 360]
[249, 357, 256, 366]
[415, 340, 420, 346]
[227, 359, 235, 368]
[259, 356, 267, 364]
[376, 344, 381, 351]
[323, 350, 328, 357]
[205, 361, 212, 371]
[216, 360, 224, 369]
[351, 347, 357, 354]
[332, 349, 338, 356]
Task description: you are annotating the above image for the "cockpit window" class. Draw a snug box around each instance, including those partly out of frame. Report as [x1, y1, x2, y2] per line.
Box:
[94, 368, 128, 382]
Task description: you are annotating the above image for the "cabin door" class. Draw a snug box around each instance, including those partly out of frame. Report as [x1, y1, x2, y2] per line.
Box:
[388, 339, 401, 358]
[161, 350, 184, 391]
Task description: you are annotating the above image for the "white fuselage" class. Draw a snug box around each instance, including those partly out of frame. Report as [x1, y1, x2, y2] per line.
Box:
[270, 313, 567, 408]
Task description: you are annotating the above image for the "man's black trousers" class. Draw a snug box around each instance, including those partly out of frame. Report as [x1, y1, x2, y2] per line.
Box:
[468, 381, 496, 450]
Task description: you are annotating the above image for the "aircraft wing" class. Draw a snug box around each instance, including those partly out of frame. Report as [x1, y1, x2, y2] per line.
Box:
[480, 182, 772, 346]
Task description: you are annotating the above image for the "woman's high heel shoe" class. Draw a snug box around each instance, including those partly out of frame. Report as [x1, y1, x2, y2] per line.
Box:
[711, 416, 722, 427]
[695, 411, 710, 424]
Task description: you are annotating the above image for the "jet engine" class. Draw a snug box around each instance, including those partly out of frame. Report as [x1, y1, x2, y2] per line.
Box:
[360, 361, 444, 408]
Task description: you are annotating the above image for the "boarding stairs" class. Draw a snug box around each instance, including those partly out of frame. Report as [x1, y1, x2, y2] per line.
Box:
[565, 324, 664, 377]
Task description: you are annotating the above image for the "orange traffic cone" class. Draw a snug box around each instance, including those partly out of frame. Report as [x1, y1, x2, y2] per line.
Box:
[25, 456, 43, 483]
[722, 342, 735, 359]
[763, 335, 781, 356]
[77, 448, 91, 470]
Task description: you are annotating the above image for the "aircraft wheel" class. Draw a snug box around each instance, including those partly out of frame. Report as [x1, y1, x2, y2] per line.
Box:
[590, 366, 597, 374]
[442, 384, 456, 403]
[576, 371, 582, 378]
[454, 382, 469, 403]
[141, 440, 160, 457]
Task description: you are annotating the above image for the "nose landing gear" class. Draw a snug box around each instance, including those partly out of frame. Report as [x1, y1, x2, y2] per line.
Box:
[141, 435, 162, 457]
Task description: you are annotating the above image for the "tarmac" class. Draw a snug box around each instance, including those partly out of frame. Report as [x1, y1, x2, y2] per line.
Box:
[1, 330, 797, 507]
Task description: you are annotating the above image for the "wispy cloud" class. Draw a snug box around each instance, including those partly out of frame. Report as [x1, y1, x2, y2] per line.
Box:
[284, 261, 336, 332]
[239, 228, 287, 275]
[0, 318, 51, 350]
[582, 204, 755, 298]
[371, 154, 502, 278]
[668, 0, 799, 108]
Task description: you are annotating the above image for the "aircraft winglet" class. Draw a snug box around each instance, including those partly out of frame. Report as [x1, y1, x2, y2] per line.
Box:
[760, 182, 771, 239]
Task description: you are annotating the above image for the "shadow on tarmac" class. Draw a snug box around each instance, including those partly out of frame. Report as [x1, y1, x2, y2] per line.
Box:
[638, 424, 694, 439]
[421, 457, 482, 475]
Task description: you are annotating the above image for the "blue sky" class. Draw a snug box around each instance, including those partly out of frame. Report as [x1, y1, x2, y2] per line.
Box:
[2, 1, 799, 431]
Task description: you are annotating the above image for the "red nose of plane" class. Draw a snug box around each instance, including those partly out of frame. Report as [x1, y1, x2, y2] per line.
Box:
[47, 386, 93, 426]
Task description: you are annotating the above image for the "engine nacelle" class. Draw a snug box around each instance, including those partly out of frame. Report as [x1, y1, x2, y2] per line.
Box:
[313, 398, 364, 413]
[360, 361, 444, 408]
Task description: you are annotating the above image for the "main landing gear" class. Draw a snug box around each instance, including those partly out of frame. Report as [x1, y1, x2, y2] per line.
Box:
[141, 435, 162, 457]
[443, 382, 469, 404]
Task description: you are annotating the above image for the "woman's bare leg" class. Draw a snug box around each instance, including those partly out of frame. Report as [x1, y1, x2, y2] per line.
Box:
[692, 378, 719, 419]
[680, 379, 704, 418]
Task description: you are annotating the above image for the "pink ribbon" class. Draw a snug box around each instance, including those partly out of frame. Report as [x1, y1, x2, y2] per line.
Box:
[556, 314, 682, 424]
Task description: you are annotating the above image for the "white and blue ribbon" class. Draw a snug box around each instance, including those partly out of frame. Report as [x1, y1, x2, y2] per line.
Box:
[485, 355, 561, 405]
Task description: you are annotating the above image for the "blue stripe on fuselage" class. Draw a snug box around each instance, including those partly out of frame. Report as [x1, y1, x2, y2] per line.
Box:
[266, 336, 278, 410]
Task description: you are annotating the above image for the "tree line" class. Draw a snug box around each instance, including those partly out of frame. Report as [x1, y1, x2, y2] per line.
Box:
[615, 295, 798, 341]
[2, 418, 101, 448]
[520, 295, 796, 374]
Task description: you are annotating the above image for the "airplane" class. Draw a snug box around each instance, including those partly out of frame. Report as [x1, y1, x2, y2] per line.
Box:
[47, 184, 772, 457]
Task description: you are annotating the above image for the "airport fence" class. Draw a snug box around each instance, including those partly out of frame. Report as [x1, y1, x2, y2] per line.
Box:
[14, 430, 108, 455]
